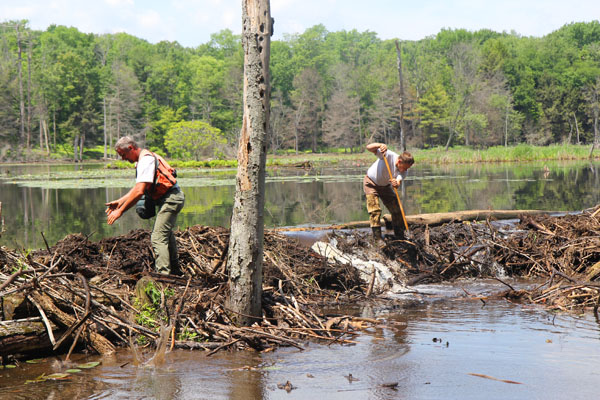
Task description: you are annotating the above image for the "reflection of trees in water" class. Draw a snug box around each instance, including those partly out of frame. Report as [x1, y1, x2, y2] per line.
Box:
[513, 164, 600, 211]
[411, 163, 600, 214]
[178, 185, 235, 227]
[264, 180, 365, 226]
[3, 185, 140, 249]
[4, 162, 600, 249]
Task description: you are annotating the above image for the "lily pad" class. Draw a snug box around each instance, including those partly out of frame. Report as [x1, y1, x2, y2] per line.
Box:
[66, 368, 82, 373]
[261, 366, 282, 371]
[26, 358, 44, 364]
[45, 373, 71, 380]
[76, 361, 100, 369]
[24, 374, 48, 384]
[4, 365, 16, 369]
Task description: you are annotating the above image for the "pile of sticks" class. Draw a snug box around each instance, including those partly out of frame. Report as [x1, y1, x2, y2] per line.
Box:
[0, 226, 367, 360]
[362, 210, 600, 313]
[3, 210, 600, 360]
[508, 212, 600, 313]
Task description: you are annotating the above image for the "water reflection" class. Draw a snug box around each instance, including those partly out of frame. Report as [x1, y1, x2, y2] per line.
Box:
[2, 161, 600, 249]
[2, 291, 599, 400]
[129, 367, 182, 400]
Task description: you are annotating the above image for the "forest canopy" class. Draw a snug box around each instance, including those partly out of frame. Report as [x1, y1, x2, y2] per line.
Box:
[0, 20, 599, 161]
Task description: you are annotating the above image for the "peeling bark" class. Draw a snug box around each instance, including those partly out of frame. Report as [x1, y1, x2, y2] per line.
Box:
[395, 40, 407, 151]
[226, 0, 272, 325]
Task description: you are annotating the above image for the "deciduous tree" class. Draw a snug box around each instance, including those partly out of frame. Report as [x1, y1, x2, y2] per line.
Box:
[164, 120, 225, 160]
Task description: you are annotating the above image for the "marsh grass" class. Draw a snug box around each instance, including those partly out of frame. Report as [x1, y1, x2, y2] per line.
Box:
[416, 144, 594, 163]
[13, 143, 600, 171]
[268, 144, 599, 166]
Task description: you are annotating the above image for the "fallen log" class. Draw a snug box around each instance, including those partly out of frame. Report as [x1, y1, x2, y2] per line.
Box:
[28, 292, 116, 356]
[0, 317, 63, 357]
[272, 209, 556, 232]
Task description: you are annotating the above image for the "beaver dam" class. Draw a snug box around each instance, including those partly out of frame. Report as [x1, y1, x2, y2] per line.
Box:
[2, 210, 600, 362]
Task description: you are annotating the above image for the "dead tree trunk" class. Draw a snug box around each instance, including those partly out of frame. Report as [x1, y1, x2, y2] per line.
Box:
[53, 110, 56, 150]
[504, 101, 509, 146]
[0, 318, 63, 358]
[16, 23, 26, 148]
[395, 40, 407, 151]
[226, 0, 272, 326]
[103, 97, 107, 159]
[27, 30, 32, 147]
[574, 112, 580, 144]
[43, 118, 50, 154]
[73, 135, 80, 162]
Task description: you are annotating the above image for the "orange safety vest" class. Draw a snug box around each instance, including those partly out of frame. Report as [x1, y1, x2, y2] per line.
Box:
[139, 149, 177, 200]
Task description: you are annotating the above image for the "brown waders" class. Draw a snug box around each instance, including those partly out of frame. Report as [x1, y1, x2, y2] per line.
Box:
[364, 176, 404, 240]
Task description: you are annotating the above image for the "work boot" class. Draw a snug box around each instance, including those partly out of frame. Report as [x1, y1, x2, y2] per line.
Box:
[393, 225, 405, 240]
[371, 226, 383, 241]
[383, 215, 393, 230]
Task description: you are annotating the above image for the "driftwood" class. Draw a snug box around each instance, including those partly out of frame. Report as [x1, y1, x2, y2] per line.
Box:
[406, 209, 554, 226]
[0, 317, 62, 357]
[273, 209, 554, 232]
[28, 292, 116, 355]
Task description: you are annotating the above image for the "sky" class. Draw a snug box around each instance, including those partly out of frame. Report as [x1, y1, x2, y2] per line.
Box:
[1, 0, 599, 48]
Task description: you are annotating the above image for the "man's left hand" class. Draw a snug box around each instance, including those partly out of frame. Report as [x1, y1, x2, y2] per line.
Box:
[107, 209, 122, 225]
[105, 201, 118, 215]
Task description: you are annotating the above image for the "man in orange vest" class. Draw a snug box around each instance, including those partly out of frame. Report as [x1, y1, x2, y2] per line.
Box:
[106, 136, 185, 275]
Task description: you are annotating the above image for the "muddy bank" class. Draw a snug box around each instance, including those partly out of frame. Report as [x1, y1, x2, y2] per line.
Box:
[1, 210, 600, 362]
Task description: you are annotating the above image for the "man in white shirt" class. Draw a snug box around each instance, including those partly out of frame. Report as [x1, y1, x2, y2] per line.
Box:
[106, 136, 185, 275]
[364, 142, 414, 240]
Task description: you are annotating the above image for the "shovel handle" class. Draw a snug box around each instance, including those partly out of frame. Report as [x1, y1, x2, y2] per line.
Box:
[382, 155, 410, 232]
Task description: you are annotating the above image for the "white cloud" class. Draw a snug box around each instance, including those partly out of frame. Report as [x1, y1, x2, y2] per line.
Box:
[222, 7, 237, 30]
[1, 0, 599, 47]
[0, 6, 35, 19]
[103, 0, 133, 6]
[137, 10, 162, 28]
[271, 0, 298, 13]
[108, 26, 130, 35]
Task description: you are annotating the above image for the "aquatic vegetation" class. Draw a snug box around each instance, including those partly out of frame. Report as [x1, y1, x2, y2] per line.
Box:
[21, 360, 101, 385]
[76, 361, 100, 369]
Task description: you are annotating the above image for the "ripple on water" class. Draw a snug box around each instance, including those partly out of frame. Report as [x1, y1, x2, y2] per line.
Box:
[2, 283, 600, 399]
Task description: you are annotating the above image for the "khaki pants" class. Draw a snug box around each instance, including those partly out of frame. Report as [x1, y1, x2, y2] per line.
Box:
[152, 188, 185, 274]
[363, 175, 403, 232]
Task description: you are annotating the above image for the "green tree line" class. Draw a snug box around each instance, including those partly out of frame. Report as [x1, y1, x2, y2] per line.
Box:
[0, 20, 599, 161]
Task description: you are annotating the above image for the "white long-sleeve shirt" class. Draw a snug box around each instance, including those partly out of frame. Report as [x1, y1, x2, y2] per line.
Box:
[366, 149, 406, 186]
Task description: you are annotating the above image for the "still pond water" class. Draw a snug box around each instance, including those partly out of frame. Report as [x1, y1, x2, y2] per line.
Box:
[1, 161, 600, 399]
[1, 160, 600, 249]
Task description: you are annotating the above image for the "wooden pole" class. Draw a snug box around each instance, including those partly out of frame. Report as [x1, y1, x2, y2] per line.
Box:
[382, 155, 409, 232]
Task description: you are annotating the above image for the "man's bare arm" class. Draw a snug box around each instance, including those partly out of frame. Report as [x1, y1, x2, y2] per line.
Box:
[366, 142, 387, 156]
[106, 182, 151, 224]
